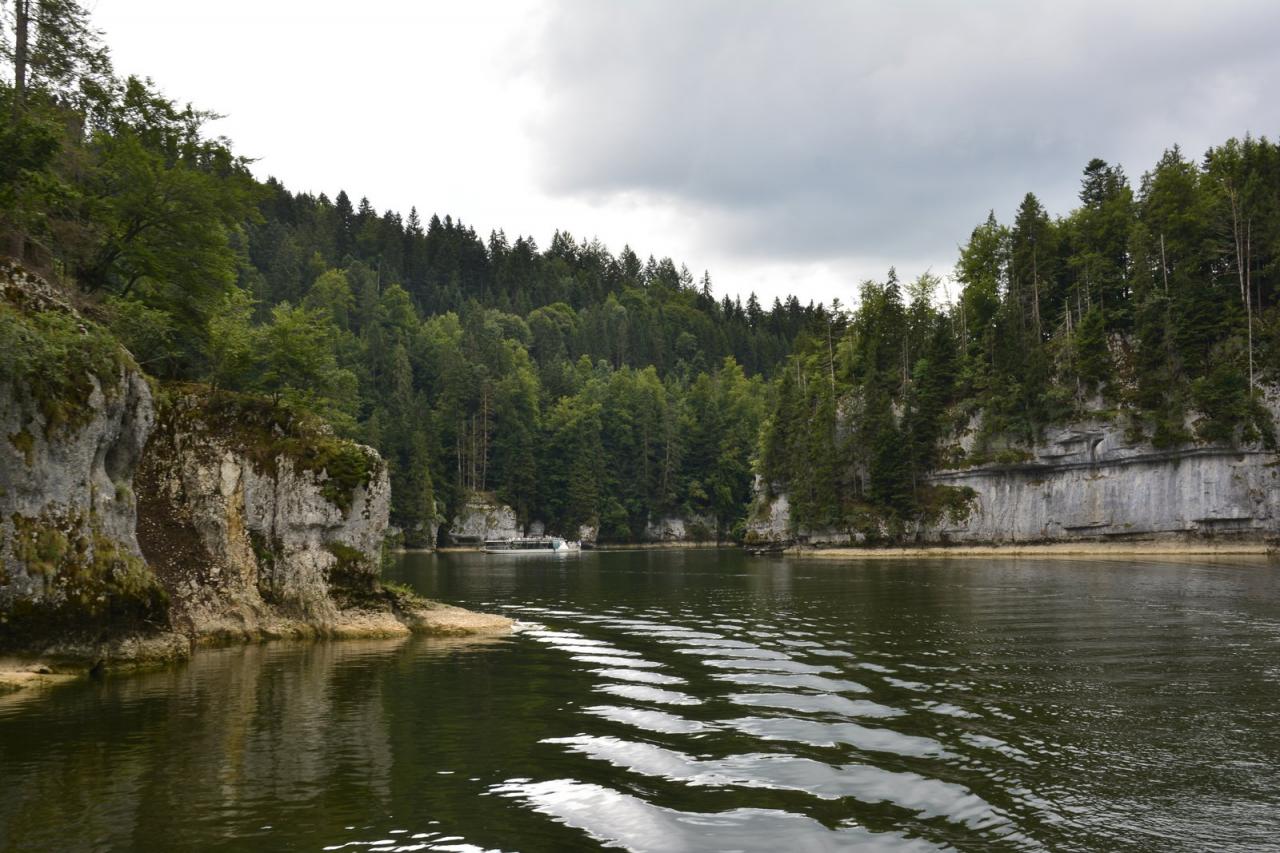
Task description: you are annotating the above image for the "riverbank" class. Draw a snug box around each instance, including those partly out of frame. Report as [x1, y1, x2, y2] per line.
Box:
[780, 540, 1279, 559]
[0, 599, 513, 697]
[591, 541, 724, 551]
[430, 541, 726, 553]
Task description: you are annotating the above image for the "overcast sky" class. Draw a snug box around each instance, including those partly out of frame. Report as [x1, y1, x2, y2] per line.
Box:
[92, 0, 1280, 307]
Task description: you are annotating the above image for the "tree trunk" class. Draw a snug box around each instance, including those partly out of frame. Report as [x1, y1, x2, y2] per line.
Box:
[13, 0, 30, 115]
[1159, 233, 1170, 295]
[1227, 187, 1253, 392]
[1031, 249, 1042, 341]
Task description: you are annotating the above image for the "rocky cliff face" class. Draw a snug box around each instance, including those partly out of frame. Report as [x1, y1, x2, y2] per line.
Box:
[644, 514, 717, 543]
[1, 265, 508, 665]
[921, 421, 1280, 544]
[446, 493, 712, 546]
[748, 419, 1280, 547]
[136, 389, 392, 639]
[448, 494, 520, 543]
[0, 263, 169, 647]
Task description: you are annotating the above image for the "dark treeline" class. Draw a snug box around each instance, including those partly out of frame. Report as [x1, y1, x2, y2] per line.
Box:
[247, 181, 811, 376]
[0, 2, 819, 544]
[224, 182, 820, 542]
[762, 142, 1280, 538]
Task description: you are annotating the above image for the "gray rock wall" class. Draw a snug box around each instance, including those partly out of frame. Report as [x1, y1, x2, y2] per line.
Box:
[137, 392, 391, 638]
[645, 514, 717, 542]
[0, 261, 395, 646]
[449, 495, 519, 542]
[748, 421, 1280, 546]
[922, 423, 1280, 543]
[0, 264, 163, 630]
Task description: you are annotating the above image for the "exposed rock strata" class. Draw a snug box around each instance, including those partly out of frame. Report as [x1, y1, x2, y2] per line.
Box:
[924, 422, 1280, 544]
[644, 514, 717, 543]
[0, 263, 171, 648]
[136, 389, 393, 639]
[749, 420, 1280, 547]
[0, 265, 511, 689]
[446, 492, 713, 547]
[448, 494, 519, 543]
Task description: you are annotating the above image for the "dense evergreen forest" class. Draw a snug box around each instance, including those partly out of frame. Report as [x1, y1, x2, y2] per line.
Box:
[761, 142, 1280, 537]
[0, 2, 822, 543]
[3, 3, 1277, 544]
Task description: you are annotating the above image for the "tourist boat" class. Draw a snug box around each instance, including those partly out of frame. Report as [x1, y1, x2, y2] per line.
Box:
[482, 536, 581, 554]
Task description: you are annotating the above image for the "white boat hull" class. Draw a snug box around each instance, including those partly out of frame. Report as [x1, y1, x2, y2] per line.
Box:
[483, 537, 581, 554]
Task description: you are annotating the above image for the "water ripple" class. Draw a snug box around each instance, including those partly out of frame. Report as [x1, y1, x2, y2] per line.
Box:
[491, 778, 942, 852]
[727, 692, 905, 718]
[544, 735, 1019, 835]
[728, 716, 954, 758]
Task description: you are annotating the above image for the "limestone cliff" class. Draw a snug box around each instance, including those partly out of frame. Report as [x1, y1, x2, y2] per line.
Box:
[0, 262, 172, 652]
[0, 264, 510, 669]
[749, 418, 1280, 547]
[921, 421, 1280, 544]
[448, 493, 520, 544]
[136, 388, 395, 639]
[447, 492, 712, 546]
[644, 514, 717, 543]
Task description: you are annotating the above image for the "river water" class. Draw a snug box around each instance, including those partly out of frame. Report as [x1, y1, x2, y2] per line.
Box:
[2, 551, 1280, 852]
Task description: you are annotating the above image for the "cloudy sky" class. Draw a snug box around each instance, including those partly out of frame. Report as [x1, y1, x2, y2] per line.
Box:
[93, 0, 1280, 306]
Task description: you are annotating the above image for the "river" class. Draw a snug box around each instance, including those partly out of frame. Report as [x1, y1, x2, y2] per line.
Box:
[2, 550, 1279, 851]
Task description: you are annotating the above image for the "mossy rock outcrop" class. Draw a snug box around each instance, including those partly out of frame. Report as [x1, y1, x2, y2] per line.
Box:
[136, 383, 391, 640]
[0, 262, 160, 649]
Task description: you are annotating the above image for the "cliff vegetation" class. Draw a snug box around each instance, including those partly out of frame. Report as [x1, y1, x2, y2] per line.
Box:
[2, 3, 1278, 553]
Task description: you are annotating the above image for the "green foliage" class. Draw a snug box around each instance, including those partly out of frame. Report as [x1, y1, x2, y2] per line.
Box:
[205, 286, 258, 389]
[7, 9, 1280, 546]
[1191, 341, 1254, 444]
[3, 510, 169, 644]
[1074, 307, 1110, 394]
[918, 484, 978, 525]
[761, 137, 1280, 538]
[104, 293, 180, 372]
[324, 541, 373, 592]
[255, 301, 358, 429]
[158, 384, 376, 513]
[0, 280, 126, 434]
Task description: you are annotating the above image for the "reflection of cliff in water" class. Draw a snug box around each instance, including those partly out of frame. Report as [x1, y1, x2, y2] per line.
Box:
[0, 635, 505, 849]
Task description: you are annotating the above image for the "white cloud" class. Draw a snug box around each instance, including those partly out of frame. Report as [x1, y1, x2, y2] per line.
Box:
[90, 0, 1280, 308]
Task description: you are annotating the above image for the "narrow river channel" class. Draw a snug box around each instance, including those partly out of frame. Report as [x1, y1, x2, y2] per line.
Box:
[3, 551, 1279, 851]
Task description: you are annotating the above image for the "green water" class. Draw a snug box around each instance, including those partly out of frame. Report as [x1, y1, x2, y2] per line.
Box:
[3, 551, 1280, 852]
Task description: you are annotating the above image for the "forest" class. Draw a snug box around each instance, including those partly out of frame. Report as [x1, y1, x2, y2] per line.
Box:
[760, 142, 1280, 536]
[3, 2, 1278, 544]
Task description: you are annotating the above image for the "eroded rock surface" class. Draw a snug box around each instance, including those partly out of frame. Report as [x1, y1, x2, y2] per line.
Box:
[136, 389, 395, 639]
[924, 422, 1280, 543]
[748, 419, 1280, 547]
[0, 262, 169, 646]
[449, 494, 519, 542]
[1, 265, 509, 679]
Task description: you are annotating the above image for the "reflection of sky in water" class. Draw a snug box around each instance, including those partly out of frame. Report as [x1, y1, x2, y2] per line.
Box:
[492, 778, 939, 853]
[6, 551, 1280, 852]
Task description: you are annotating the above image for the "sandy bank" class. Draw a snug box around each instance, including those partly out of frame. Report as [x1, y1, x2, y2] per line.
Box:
[591, 541, 724, 551]
[431, 542, 725, 553]
[778, 541, 1278, 559]
[0, 600, 512, 696]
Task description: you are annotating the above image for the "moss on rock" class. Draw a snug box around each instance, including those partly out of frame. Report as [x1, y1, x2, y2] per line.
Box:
[156, 383, 377, 513]
[2, 510, 169, 646]
[0, 270, 131, 437]
[919, 484, 979, 525]
[8, 429, 34, 464]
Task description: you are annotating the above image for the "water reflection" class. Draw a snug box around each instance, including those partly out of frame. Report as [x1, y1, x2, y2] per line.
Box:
[0, 635, 511, 851]
[492, 778, 939, 852]
[4, 552, 1280, 852]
